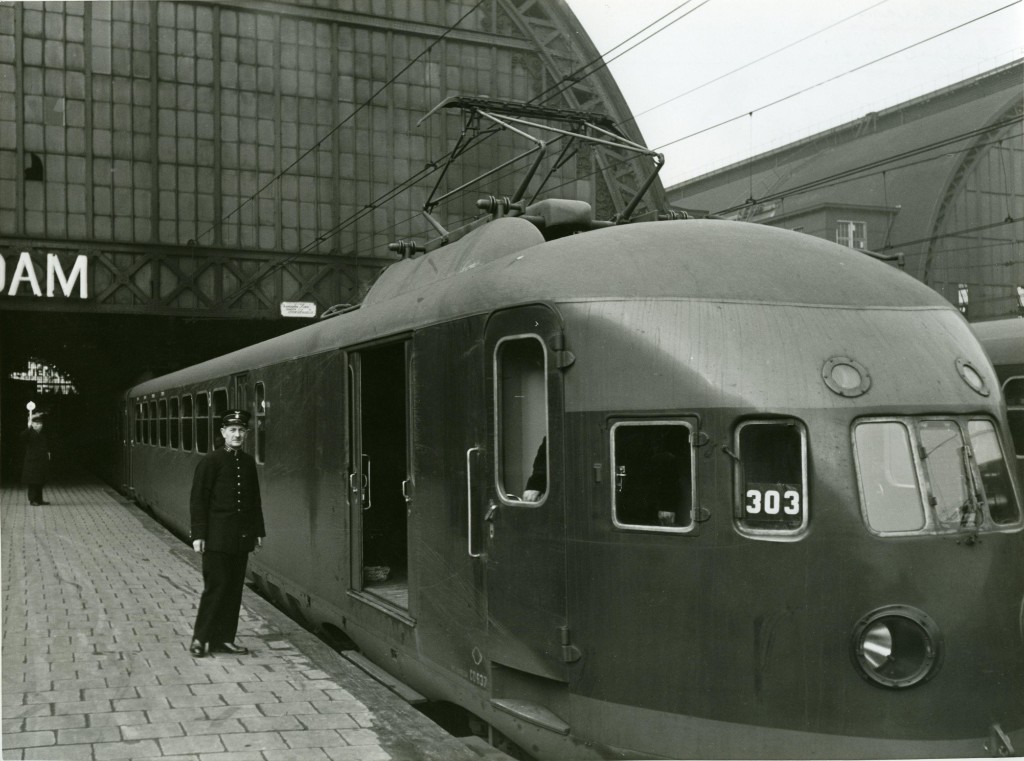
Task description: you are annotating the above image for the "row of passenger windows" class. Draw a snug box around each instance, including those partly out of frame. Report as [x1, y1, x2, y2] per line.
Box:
[132, 383, 266, 463]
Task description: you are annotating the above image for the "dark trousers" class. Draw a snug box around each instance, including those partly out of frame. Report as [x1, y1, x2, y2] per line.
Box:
[27, 484, 44, 504]
[192, 550, 249, 645]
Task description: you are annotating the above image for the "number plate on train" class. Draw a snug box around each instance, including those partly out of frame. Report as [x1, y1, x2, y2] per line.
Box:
[744, 483, 803, 525]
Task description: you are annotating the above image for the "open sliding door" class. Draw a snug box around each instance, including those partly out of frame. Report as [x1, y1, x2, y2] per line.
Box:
[348, 340, 413, 613]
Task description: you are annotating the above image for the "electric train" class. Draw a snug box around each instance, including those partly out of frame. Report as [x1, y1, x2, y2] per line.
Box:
[121, 199, 1024, 759]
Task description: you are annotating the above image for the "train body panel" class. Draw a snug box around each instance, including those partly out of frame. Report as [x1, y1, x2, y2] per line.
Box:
[124, 213, 1024, 759]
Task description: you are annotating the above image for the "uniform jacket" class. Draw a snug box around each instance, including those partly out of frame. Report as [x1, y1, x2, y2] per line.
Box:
[190, 447, 265, 553]
[20, 428, 50, 484]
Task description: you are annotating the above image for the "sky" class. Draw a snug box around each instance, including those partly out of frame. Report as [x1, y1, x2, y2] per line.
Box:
[563, 0, 1023, 187]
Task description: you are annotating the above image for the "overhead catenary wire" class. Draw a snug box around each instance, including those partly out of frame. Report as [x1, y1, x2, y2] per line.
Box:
[655, 0, 1022, 153]
[410, 2, 1022, 228]
[302, 1, 1023, 260]
[625, 0, 892, 126]
[712, 118, 1024, 216]
[195, 0, 487, 247]
[304, 3, 915, 252]
[529, 0, 711, 108]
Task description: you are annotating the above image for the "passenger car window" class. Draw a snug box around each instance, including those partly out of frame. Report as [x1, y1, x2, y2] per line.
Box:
[169, 397, 180, 449]
[735, 420, 807, 536]
[611, 421, 695, 532]
[255, 382, 267, 464]
[495, 336, 548, 504]
[212, 388, 228, 449]
[148, 400, 158, 445]
[181, 394, 193, 451]
[158, 399, 168, 447]
[196, 392, 210, 454]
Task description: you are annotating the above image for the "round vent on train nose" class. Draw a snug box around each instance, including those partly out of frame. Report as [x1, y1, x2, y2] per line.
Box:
[822, 356, 871, 398]
[851, 605, 943, 688]
[955, 358, 989, 396]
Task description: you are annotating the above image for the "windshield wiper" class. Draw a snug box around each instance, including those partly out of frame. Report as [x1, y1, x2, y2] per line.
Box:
[958, 445, 983, 529]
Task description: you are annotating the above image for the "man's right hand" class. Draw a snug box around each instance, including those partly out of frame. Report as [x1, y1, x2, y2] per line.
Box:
[193, 539, 205, 553]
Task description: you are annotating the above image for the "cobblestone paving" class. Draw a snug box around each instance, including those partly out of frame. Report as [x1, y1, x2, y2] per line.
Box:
[2, 479, 478, 761]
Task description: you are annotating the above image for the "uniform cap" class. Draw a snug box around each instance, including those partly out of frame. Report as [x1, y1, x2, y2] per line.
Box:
[221, 409, 251, 428]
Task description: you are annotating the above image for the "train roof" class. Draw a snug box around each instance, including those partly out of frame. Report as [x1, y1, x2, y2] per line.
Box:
[128, 215, 954, 397]
[971, 317, 1024, 367]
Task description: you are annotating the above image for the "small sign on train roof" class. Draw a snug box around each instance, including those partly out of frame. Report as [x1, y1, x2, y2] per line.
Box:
[280, 301, 317, 318]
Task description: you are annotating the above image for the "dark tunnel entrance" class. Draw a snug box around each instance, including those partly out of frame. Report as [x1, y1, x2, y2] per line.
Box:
[0, 309, 303, 487]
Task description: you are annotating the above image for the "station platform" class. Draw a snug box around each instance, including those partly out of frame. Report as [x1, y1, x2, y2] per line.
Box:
[2, 477, 500, 761]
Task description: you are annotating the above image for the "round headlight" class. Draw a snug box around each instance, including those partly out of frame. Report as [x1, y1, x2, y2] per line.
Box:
[851, 606, 942, 689]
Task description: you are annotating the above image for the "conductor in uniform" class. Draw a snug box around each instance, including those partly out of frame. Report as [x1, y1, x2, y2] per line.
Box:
[20, 412, 51, 506]
[189, 409, 265, 657]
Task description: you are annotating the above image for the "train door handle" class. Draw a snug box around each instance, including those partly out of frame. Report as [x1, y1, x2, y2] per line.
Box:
[402, 478, 412, 504]
[466, 446, 482, 558]
[362, 454, 372, 510]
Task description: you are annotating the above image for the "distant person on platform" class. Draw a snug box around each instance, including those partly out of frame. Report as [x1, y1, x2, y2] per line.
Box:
[20, 412, 51, 506]
[188, 409, 265, 658]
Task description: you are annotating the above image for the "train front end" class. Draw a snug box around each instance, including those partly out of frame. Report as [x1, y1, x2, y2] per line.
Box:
[543, 222, 1024, 758]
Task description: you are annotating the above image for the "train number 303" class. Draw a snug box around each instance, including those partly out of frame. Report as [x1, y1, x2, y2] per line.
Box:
[745, 488, 801, 516]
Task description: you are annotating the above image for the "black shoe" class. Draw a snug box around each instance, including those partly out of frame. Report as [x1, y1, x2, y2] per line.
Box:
[210, 642, 249, 655]
[189, 639, 208, 657]
[29, 502, 41, 506]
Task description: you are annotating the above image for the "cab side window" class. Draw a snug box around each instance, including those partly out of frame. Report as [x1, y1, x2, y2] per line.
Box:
[495, 336, 548, 504]
[612, 421, 695, 532]
[736, 420, 808, 536]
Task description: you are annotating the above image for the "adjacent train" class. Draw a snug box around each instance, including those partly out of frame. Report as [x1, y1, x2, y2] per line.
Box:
[120, 199, 1024, 759]
[973, 316, 1024, 486]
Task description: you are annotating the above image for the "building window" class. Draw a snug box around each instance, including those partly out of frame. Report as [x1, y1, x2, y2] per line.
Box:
[836, 220, 866, 250]
[957, 283, 969, 316]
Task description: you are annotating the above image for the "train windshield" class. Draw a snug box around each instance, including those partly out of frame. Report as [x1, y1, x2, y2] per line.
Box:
[854, 417, 1020, 534]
